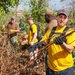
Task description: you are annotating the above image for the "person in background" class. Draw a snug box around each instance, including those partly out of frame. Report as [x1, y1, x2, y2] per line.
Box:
[44, 9, 57, 70]
[41, 9, 75, 75]
[19, 19, 27, 33]
[2, 16, 20, 55]
[27, 16, 38, 62]
[45, 9, 57, 32]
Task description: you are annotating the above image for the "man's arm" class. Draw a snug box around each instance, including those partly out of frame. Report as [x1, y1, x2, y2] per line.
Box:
[54, 34, 75, 53]
[30, 24, 37, 46]
[61, 42, 74, 53]
[30, 32, 37, 46]
[1, 22, 8, 30]
[45, 19, 57, 32]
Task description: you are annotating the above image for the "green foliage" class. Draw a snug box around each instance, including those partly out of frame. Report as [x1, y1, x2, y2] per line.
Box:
[66, 7, 75, 25]
[0, 7, 5, 15]
[73, 57, 75, 67]
[0, 11, 14, 26]
[23, 0, 48, 35]
[0, 0, 19, 27]
[73, 50, 75, 67]
[30, 0, 47, 22]
[0, 0, 19, 14]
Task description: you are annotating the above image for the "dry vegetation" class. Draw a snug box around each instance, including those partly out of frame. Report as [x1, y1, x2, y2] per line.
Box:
[0, 32, 46, 75]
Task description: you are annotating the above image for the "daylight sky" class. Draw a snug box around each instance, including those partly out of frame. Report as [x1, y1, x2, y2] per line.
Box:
[49, 0, 71, 10]
[17, 0, 71, 10]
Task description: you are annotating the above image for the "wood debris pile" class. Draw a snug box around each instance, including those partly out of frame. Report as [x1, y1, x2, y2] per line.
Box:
[0, 33, 46, 75]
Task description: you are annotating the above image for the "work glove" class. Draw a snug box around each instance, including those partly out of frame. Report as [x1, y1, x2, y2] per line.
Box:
[54, 36, 66, 45]
[10, 29, 15, 33]
[37, 41, 46, 48]
[1, 27, 6, 31]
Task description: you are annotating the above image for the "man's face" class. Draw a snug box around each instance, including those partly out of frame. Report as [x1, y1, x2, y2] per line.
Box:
[20, 20, 22, 23]
[45, 14, 52, 23]
[10, 18, 15, 24]
[56, 14, 68, 27]
[27, 19, 32, 25]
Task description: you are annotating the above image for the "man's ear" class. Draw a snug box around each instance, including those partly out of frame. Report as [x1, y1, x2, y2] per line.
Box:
[56, 16, 59, 20]
[65, 17, 68, 23]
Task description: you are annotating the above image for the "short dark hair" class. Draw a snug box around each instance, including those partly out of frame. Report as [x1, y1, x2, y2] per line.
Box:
[20, 19, 22, 21]
[27, 16, 33, 20]
[11, 18, 14, 20]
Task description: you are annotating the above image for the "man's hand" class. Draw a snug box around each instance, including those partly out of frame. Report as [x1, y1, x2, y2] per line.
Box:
[54, 36, 66, 45]
[1, 27, 6, 31]
[37, 41, 46, 48]
[30, 41, 34, 46]
[10, 29, 15, 33]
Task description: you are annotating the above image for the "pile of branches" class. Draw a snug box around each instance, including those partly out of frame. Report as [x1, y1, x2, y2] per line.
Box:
[0, 48, 46, 75]
[0, 32, 46, 75]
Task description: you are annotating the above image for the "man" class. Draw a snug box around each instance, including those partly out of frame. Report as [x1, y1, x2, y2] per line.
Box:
[27, 16, 38, 61]
[2, 16, 20, 55]
[19, 19, 27, 33]
[41, 9, 75, 75]
[45, 9, 57, 70]
[45, 9, 57, 32]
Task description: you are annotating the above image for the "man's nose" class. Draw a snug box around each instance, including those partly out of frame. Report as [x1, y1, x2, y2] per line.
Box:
[61, 18, 64, 21]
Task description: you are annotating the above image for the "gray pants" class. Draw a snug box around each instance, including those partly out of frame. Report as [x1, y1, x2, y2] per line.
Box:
[10, 36, 19, 47]
[7, 36, 19, 56]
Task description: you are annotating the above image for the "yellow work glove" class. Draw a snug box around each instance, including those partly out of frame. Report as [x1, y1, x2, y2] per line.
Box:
[1, 27, 6, 31]
[10, 29, 15, 33]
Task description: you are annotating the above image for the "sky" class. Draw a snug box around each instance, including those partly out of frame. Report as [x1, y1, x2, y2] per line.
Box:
[17, 0, 30, 10]
[17, 0, 71, 10]
[49, 0, 71, 10]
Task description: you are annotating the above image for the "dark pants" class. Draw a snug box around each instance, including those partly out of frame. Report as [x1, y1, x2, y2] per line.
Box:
[37, 35, 42, 42]
[21, 43, 38, 52]
[46, 67, 74, 75]
[28, 44, 38, 52]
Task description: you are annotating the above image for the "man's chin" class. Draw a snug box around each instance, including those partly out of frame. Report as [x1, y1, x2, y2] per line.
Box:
[59, 23, 65, 26]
